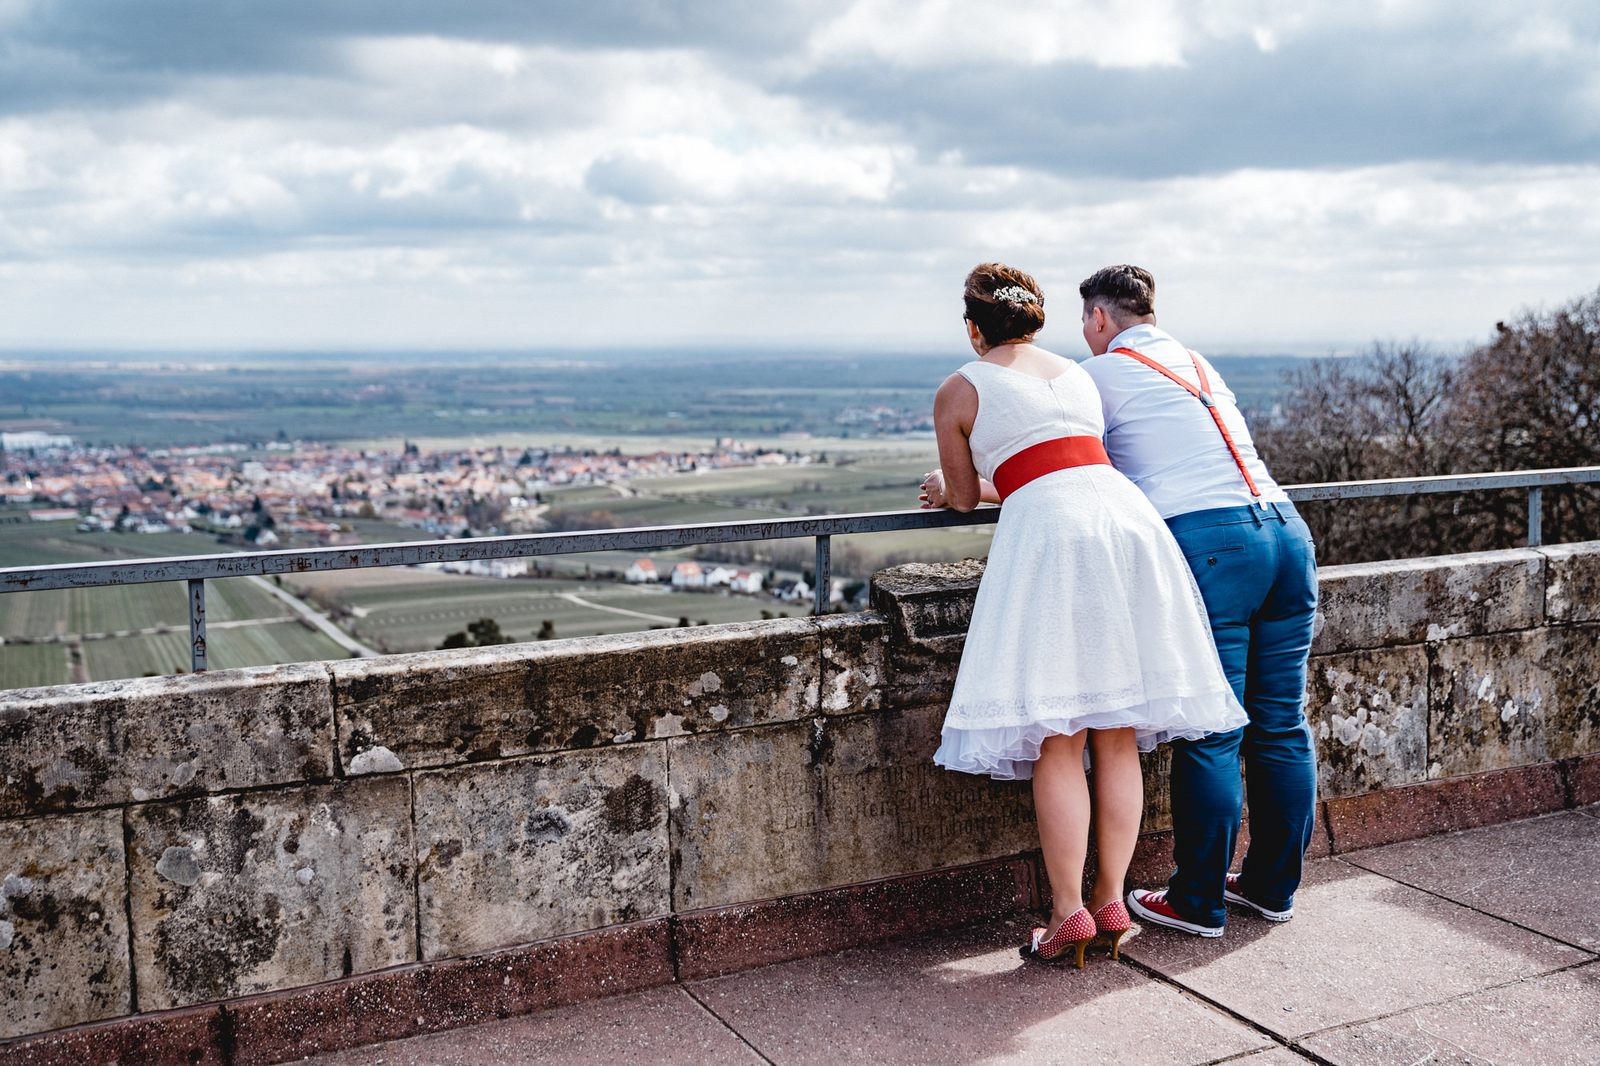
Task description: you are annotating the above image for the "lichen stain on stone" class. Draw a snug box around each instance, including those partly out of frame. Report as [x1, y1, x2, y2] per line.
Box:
[823, 672, 852, 712]
[155, 846, 202, 887]
[652, 713, 687, 739]
[39, 756, 90, 799]
[804, 718, 834, 770]
[602, 773, 660, 834]
[153, 887, 283, 1003]
[310, 803, 343, 838]
[566, 724, 601, 749]
[347, 745, 405, 776]
[524, 808, 573, 847]
[434, 840, 464, 870]
[686, 672, 722, 697]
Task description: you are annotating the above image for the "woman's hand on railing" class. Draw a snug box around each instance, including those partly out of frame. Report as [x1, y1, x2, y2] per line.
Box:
[920, 470, 947, 509]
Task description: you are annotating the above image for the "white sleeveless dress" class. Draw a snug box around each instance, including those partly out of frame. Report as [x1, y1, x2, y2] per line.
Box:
[934, 359, 1247, 780]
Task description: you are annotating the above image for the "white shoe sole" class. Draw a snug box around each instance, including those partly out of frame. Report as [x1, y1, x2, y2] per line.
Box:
[1126, 891, 1224, 938]
[1224, 887, 1294, 922]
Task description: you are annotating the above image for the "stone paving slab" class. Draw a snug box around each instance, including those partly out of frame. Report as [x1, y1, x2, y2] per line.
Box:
[304, 986, 763, 1066]
[1341, 809, 1600, 950]
[1118, 858, 1585, 1041]
[689, 916, 1270, 1066]
[1300, 963, 1600, 1065]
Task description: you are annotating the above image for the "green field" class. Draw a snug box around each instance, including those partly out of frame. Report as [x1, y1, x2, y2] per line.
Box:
[76, 622, 348, 680]
[0, 576, 288, 640]
[283, 570, 802, 653]
[0, 642, 71, 688]
[0, 442, 998, 686]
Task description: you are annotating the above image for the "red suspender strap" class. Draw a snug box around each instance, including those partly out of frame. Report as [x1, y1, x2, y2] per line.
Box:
[1111, 346, 1261, 497]
[992, 435, 1111, 502]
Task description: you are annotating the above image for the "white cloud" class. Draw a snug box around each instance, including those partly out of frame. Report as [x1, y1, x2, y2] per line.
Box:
[0, 2, 1596, 351]
[806, 0, 1190, 69]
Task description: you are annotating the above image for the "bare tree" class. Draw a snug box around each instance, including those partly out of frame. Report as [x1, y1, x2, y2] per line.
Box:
[1255, 288, 1600, 563]
[1254, 343, 1466, 563]
[1450, 288, 1600, 546]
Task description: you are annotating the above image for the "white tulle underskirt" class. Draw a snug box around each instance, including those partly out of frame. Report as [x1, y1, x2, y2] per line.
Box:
[933, 694, 1246, 781]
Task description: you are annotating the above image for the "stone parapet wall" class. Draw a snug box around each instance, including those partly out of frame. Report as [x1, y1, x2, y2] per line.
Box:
[3, 545, 1600, 1052]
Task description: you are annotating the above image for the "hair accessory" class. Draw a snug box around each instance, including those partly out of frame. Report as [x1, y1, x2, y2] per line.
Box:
[992, 285, 1039, 306]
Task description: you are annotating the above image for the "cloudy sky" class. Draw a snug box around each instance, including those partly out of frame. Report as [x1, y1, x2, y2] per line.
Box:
[1, 0, 1597, 353]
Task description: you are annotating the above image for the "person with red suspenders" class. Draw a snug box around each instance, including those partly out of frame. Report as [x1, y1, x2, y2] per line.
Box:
[919, 263, 1247, 965]
[1078, 264, 1319, 937]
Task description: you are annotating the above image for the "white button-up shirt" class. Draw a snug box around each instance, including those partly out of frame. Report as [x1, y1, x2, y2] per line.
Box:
[1081, 323, 1288, 520]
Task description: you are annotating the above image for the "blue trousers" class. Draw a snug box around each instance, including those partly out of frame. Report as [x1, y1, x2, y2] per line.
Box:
[1164, 502, 1319, 927]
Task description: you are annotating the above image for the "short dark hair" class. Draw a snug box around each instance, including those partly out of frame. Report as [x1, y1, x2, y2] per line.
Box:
[1079, 264, 1155, 321]
[963, 262, 1045, 346]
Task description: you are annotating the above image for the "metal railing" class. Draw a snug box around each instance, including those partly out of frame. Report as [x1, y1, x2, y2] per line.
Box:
[4, 466, 1599, 675]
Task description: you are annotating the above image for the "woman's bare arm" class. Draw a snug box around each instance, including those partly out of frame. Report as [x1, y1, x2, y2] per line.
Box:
[931, 373, 983, 511]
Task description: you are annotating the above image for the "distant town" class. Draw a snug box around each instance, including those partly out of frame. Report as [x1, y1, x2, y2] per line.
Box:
[0, 429, 831, 603]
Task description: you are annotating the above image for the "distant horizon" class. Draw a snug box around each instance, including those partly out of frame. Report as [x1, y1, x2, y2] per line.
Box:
[0, 333, 1484, 364]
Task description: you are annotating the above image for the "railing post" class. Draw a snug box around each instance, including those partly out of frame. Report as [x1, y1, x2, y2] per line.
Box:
[187, 578, 207, 673]
[813, 535, 831, 616]
[1528, 486, 1543, 547]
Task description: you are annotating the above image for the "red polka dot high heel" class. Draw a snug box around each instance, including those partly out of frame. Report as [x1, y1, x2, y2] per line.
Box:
[1092, 899, 1132, 959]
[1023, 906, 1097, 968]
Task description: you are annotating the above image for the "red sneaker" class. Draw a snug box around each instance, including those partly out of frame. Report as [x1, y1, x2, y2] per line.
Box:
[1224, 874, 1294, 922]
[1126, 888, 1224, 938]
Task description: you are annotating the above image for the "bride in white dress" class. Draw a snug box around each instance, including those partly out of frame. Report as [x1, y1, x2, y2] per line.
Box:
[920, 263, 1246, 966]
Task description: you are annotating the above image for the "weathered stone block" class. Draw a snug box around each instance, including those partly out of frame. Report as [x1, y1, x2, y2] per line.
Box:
[0, 810, 129, 1039]
[1429, 626, 1600, 778]
[1307, 646, 1429, 797]
[0, 663, 334, 817]
[1312, 549, 1543, 655]
[413, 745, 669, 959]
[1139, 745, 1174, 832]
[871, 559, 986, 645]
[1540, 540, 1600, 622]
[669, 704, 1037, 911]
[333, 621, 821, 772]
[127, 778, 415, 1010]
[869, 560, 984, 707]
[817, 612, 888, 716]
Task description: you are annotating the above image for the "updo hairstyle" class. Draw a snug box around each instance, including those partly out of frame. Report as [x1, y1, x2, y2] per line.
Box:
[963, 263, 1045, 347]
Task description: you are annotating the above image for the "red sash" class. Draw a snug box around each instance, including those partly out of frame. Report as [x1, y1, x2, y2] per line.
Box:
[992, 436, 1111, 502]
[1111, 346, 1261, 497]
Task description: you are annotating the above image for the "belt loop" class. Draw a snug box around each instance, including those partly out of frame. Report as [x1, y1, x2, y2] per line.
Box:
[1273, 501, 1288, 524]
[1249, 504, 1263, 527]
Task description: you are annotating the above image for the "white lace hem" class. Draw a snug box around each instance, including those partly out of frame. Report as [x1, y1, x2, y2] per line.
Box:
[933, 693, 1248, 781]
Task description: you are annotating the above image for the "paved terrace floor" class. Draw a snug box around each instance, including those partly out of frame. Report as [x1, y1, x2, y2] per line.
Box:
[309, 807, 1600, 1066]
